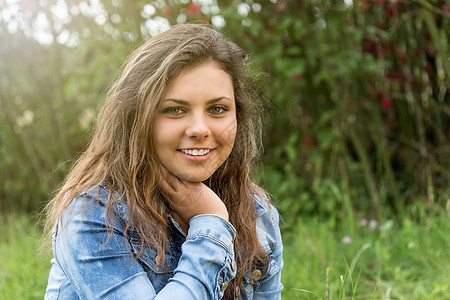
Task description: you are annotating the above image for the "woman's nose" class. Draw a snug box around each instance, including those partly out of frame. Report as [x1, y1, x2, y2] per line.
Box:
[185, 114, 211, 140]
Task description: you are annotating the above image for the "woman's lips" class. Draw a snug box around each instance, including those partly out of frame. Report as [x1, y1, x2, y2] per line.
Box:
[178, 149, 215, 162]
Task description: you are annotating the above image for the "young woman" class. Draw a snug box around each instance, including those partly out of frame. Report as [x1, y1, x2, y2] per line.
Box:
[44, 23, 283, 300]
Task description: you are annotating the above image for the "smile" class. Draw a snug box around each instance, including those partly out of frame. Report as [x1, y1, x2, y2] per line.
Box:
[180, 149, 212, 156]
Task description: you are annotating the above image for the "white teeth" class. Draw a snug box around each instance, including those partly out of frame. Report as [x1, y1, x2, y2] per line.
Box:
[181, 149, 211, 156]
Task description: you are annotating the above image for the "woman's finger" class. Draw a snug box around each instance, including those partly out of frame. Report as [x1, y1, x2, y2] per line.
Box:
[158, 166, 180, 190]
[158, 165, 201, 208]
[158, 174, 173, 196]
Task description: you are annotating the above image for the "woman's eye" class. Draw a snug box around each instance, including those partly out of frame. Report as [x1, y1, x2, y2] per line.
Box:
[209, 106, 228, 115]
[163, 107, 184, 115]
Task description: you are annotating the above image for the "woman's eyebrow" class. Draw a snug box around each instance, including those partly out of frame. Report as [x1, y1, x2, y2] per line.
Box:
[162, 97, 233, 105]
[162, 99, 189, 105]
[207, 97, 233, 104]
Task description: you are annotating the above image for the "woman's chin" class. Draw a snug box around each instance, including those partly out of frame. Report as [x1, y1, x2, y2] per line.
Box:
[174, 172, 212, 183]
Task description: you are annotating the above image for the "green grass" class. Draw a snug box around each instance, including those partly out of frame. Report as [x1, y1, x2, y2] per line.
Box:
[281, 215, 450, 299]
[0, 213, 448, 299]
[0, 214, 51, 299]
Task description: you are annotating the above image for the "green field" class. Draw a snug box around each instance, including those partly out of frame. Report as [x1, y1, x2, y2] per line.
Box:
[0, 213, 448, 299]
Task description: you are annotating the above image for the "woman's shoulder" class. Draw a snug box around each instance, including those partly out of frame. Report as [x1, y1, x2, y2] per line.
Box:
[252, 187, 283, 255]
[64, 185, 131, 223]
[81, 184, 120, 203]
[252, 187, 279, 220]
[252, 188, 281, 232]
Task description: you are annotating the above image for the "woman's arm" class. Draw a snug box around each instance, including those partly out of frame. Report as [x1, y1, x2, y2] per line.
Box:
[52, 193, 236, 299]
[157, 214, 236, 299]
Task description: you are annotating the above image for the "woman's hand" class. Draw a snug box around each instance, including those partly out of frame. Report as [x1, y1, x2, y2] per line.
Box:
[158, 167, 229, 224]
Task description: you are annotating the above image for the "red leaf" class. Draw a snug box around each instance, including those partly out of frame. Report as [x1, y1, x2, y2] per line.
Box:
[386, 5, 396, 19]
[443, 4, 450, 16]
[186, 3, 202, 19]
[303, 136, 313, 149]
[381, 97, 392, 112]
[276, 0, 287, 12]
[292, 73, 303, 81]
[163, 6, 172, 18]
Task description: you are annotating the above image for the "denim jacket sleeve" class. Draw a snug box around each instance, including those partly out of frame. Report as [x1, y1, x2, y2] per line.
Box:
[48, 190, 236, 299]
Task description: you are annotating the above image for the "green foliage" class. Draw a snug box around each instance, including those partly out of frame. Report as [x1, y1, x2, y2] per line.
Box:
[216, 0, 450, 226]
[0, 0, 138, 211]
[0, 0, 448, 223]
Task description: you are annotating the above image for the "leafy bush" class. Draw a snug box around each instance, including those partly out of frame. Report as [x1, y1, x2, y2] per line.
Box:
[218, 1, 449, 227]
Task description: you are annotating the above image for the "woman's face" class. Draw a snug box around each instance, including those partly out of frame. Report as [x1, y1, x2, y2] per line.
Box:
[153, 61, 237, 182]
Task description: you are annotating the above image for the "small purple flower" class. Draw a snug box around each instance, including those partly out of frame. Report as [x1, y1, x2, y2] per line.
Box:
[359, 218, 368, 226]
[369, 220, 378, 229]
[342, 236, 352, 244]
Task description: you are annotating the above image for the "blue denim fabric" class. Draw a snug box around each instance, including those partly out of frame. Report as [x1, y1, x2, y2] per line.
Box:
[45, 186, 283, 299]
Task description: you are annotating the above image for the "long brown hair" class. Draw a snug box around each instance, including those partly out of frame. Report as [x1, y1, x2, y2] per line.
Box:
[44, 23, 268, 299]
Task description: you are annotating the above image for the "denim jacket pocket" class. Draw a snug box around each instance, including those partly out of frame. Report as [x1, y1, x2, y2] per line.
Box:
[127, 229, 180, 293]
[243, 254, 280, 284]
[242, 243, 280, 298]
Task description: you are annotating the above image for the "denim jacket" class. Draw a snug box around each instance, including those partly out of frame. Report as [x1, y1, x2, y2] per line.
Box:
[45, 186, 283, 299]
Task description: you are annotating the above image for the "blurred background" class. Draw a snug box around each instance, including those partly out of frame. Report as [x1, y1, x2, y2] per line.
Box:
[0, 0, 449, 299]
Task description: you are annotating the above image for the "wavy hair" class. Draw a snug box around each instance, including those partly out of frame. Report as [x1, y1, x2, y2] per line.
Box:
[44, 23, 268, 299]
